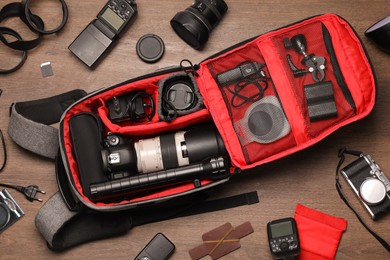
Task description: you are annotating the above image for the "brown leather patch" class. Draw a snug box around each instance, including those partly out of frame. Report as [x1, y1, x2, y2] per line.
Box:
[189, 222, 254, 260]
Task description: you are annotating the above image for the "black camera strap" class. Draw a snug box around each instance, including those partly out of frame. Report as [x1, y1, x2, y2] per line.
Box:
[336, 148, 390, 252]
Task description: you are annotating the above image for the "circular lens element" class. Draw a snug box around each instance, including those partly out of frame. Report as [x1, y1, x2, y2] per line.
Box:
[360, 178, 387, 205]
[248, 111, 273, 136]
[242, 96, 291, 144]
[170, 0, 228, 49]
[0, 202, 10, 231]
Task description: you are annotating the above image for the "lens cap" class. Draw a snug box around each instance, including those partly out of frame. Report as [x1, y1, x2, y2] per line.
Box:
[136, 34, 165, 63]
[166, 82, 195, 110]
[360, 178, 387, 205]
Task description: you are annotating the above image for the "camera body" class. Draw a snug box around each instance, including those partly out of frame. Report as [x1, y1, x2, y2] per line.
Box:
[341, 154, 390, 219]
[0, 189, 24, 233]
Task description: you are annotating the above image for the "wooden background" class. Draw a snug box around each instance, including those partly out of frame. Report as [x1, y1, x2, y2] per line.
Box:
[1, 0, 389, 259]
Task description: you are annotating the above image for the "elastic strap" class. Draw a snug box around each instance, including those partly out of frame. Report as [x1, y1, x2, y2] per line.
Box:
[0, 26, 27, 74]
[336, 148, 390, 252]
[8, 89, 87, 159]
[36, 191, 259, 251]
[0, 2, 44, 51]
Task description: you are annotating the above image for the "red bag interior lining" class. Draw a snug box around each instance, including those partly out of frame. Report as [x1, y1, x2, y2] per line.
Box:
[61, 14, 376, 208]
[61, 73, 216, 207]
[197, 14, 376, 170]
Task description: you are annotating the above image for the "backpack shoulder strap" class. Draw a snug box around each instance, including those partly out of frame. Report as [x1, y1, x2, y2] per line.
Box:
[35, 190, 259, 250]
[8, 89, 87, 159]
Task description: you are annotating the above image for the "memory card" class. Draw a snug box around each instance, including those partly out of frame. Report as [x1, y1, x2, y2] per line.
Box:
[134, 233, 175, 260]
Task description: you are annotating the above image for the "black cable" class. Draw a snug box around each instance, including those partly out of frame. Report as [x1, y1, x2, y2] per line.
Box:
[0, 126, 45, 202]
[224, 77, 269, 108]
[0, 183, 45, 202]
[0, 129, 6, 173]
[124, 91, 155, 123]
[161, 94, 178, 122]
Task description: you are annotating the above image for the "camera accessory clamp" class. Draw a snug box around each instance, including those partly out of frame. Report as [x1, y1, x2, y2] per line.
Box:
[335, 148, 390, 253]
[284, 34, 326, 82]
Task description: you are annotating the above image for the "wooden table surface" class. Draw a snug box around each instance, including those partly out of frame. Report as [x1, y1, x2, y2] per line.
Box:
[0, 0, 389, 259]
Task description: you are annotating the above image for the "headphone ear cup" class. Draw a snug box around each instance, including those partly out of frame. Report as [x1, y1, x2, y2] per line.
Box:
[238, 96, 290, 144]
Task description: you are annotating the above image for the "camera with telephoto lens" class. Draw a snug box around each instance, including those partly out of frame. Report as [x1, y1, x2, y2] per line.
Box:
[341, 154, 390, 219]
[90, 124, 229, 200]
[101, 124, 227, 176]
[170, 0, 228, 49]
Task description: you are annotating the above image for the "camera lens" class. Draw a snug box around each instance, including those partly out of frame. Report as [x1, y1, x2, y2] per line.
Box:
[0, 202, 11, 231]
[170, 0, 228, 49]
[101, 125, 227, 175]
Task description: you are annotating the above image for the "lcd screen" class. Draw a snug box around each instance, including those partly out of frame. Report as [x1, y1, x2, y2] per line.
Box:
[101, 8, 124, 31]
[270, 221, 294, 238]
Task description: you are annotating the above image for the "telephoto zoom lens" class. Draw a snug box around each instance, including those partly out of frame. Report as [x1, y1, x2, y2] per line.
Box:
[170, 0, 228, 49]
[100, 124, 228, 175]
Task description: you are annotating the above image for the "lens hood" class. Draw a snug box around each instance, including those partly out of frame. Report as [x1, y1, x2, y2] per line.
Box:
[170, 0, 228, 50]
[171, 11, 209, 49]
